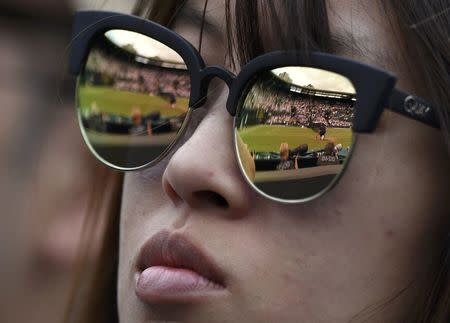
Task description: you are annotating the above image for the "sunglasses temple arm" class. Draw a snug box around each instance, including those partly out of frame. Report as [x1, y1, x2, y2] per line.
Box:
[387, 88, 440, 128]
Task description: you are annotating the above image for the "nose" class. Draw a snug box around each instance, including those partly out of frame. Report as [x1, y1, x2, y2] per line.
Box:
[162, 86, 253, 215]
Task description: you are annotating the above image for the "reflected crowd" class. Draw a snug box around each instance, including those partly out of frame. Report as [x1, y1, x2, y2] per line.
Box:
[85, 49, 190, 99]
[240, 71, 354, 129]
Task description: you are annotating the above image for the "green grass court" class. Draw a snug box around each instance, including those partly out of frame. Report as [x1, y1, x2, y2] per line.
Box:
[78, 85, 189, 118]
[79, 86, 352, 153]
[238, 125, 353, 152]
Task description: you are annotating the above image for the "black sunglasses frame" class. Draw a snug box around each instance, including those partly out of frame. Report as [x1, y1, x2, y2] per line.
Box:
[69, 10, 440, 134]
[69, 10, 443, 203]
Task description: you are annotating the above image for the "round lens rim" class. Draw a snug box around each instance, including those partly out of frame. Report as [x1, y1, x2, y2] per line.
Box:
[76, 79, 194, 171]
[232, 85, 358, 204]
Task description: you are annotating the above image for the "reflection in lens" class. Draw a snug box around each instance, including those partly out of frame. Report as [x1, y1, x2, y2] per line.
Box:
[77, 29, 191, 169]
[235, 67, 356, 201]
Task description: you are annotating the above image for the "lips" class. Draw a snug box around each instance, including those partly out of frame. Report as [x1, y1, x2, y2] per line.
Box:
[135, 230, 227, 303]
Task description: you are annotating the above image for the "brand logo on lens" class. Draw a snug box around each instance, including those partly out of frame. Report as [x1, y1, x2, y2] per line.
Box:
[404, 96, 430, 117]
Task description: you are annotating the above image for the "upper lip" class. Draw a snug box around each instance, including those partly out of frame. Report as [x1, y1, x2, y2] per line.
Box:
[136, 230, 225, 286]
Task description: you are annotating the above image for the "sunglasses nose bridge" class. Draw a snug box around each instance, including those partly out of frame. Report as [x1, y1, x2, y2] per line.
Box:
[200, 65, 236, 89]
[195, 66, 236, 110]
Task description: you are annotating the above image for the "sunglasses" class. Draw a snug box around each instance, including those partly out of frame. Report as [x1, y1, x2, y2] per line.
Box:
[69, 11, 439, 203]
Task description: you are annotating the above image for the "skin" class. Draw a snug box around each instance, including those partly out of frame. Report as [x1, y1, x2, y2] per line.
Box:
[118, 0, 450, 322]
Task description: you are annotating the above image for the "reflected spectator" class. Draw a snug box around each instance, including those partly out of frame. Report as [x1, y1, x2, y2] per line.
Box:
[317, 142, 340, 166]
[276, 143, 298, 170]
[236, 133, 255, 181]
[129, 107, 146, 135]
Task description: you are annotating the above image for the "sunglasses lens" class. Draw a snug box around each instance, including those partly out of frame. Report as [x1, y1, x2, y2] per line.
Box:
[235, 67, 356, 201]
[77, 29, 191, 169]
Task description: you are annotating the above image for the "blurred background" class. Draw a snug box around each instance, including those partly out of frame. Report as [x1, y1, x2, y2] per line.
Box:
[0, 1, 133, 322]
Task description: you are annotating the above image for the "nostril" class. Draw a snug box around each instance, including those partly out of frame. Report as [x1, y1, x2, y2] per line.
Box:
[193, 191, 229, 209]
[163, 179, 183, 207]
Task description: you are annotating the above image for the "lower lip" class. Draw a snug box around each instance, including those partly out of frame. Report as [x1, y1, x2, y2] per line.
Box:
[135, 266, 227, 303]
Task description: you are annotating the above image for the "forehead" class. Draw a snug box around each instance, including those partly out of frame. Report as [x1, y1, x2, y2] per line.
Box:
[326, 0, 404, 69]
[179, 0, 227, 22]
[172, 0, 227, 60]
[175, 0, 408, 85]
[179, 1, 396, 51]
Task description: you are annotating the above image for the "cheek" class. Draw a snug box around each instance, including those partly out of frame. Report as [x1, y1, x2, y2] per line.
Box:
[225, 110, 449, 320]
[312, 110, 450, 299]
[121, 170, 166, 214]
[119, 169, 172, 253]
[333, 115, 450, 265]
[117, 171, 169, 307]
[340, 110, 450, 220]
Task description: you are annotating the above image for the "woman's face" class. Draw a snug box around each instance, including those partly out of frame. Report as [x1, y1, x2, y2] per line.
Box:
[118, 0, 450, 322]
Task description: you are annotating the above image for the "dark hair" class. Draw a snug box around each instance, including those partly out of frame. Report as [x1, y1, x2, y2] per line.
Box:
[66, 1, 449, 322]
[324, 142, 335, 156]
